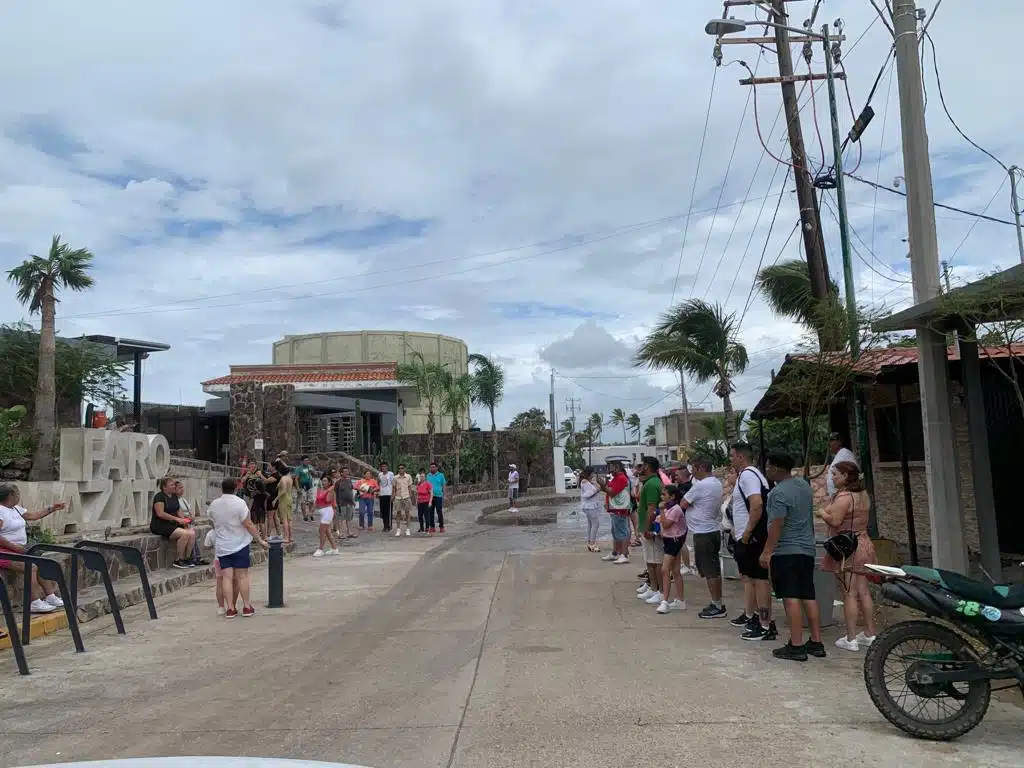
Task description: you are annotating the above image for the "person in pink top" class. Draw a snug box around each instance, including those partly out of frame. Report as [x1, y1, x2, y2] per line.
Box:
[654, 484, 688, 614]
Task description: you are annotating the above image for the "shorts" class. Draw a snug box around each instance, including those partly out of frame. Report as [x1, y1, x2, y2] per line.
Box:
[662, 535, 687, 557]
[610, 513, 631, 541]
[643, 536, 664, 564]
[771, 554, 817, 601]
[693, 532, 722, 579]
[733, 537, 770, 580]
[395, 497, 413, 515]
[300, 487, 315, 505]
[218, 546, 251, 570]
[508, 487, 519, 500]
[318, 506, 335, 525]
[338, 504, 354, 522]
[150, 520, 179, 540]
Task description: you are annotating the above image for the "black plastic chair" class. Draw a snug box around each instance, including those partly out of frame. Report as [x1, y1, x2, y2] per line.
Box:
[0, 552, 84, 651]
[0, 577, 29, 675]
[73, 540, 157, 620]
[27, 544, 125, 635]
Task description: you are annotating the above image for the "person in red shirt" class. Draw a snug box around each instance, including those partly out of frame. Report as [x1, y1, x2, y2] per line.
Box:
[415, 470, 434, 534]
[598, 461, 632, 564]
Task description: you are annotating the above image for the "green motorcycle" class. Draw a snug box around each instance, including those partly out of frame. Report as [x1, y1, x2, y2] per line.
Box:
[862, 564, 1024, 741]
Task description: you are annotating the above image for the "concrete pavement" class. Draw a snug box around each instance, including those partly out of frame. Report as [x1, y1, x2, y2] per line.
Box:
[1, 504, 1021, 768]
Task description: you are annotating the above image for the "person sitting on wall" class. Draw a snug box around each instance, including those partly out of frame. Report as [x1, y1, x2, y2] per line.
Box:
[0, 483, 67, 614]
[151, 476, 198, 569]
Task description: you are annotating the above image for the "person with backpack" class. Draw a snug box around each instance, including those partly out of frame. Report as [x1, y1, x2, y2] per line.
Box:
[728, 442, 777, 642]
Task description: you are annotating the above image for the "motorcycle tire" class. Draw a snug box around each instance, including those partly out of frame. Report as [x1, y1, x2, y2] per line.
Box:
[864, 620, 991, 741]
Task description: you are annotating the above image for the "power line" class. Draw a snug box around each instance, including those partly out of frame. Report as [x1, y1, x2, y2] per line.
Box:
[722, 160, 786, 310]
[820, 194, 911, 285]
[947, 175, 1010, 266]
[844, 173, 1019, 226]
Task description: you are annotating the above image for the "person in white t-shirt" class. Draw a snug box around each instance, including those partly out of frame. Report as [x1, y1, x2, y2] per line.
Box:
[507, 464, 520, 509]
[680, 456, 727, 619]
[826, 433, 858, 497]
[0, 484, 67, 615]
[208, 477, 268, 618]
[378, 462, 396, 533]
[728, 443, 776, 641]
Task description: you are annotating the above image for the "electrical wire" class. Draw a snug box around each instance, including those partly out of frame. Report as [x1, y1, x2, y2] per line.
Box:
[946, 175, 1010, 266]
[868, 0, 895, 38]
[820, 194, 911, 285]
[844, 173, 1019, 226]
[805, 56, 828, 173]
[739, 216, 800, 329]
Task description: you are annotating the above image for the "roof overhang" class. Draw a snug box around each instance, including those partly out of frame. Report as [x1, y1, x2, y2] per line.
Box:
[78, 334, 171, 363]
[202, 379, 403, 395]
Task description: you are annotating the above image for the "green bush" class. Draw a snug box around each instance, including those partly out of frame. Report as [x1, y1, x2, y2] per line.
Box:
[0, 405, 32, 464]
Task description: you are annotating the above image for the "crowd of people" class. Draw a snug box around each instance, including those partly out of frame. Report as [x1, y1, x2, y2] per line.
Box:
[579, 439, 877, 662]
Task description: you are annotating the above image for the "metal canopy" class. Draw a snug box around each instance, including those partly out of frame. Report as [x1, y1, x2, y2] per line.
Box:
[78, 335, 170, 363]
[872, 264, 1024, 333]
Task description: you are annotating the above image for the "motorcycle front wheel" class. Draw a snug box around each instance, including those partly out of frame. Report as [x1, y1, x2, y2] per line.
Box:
[864, 619, 991, 741]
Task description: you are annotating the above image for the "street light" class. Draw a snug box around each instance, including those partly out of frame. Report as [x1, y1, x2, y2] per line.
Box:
[705, 17, 824, 41]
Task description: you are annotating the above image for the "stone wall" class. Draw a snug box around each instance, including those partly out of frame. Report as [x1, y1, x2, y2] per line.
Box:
[263, 384, 296, 459]
[392, 430, 555, 488]
[228, 382, 264, 465]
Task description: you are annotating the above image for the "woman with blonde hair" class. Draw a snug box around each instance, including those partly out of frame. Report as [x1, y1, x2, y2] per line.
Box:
[274, 473, 294, 544]
[818, 460, 877, 652]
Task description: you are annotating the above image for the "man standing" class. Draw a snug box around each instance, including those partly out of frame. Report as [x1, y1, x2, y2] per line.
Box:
[826, 433, 858, 498]
[378, 462, 396, 533]
[598, 461, 632, 565]
[507, 464, 520, 510]
[679, 456, 726, 618]
[335, 467, 356, 540]
[635, 457, 666, 605]
[296, 456, 315, 522]
[760, 451, 826, 662]
[728, 443, 776, 641]
[393, 463, 414, 537]
[426, 461, 447, 534]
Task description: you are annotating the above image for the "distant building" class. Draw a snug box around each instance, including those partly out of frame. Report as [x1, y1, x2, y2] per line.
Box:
[582, 443, 673, 469]
[653, 408, 725, 446]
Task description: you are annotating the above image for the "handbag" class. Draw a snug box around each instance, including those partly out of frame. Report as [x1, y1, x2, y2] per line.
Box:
[823, 492, 859, 561]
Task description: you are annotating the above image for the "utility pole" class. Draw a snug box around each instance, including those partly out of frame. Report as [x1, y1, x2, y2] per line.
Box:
[564, 396, 581, 434]
[549, 369, 557, 445]
[892, 0, 967, 573]
[1008, 166, 1024, 264]
[678, 369, 691, 445]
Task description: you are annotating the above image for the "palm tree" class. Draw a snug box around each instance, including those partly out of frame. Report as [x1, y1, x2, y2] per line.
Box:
[7, 235, 95, 480]
[396, 351, 452, 463]
[699, 410, 747, 444]
[442, 373, 472, 488]
[643, 424, 656, 445]
[557, 418, 575, 442]
[587, 413, 603, 445]
[608, 408, 628, 444]
[756, 260, 845, 350]
[635, 299, 749, 443]
[468, 353, 505, 489]
[626, 413, 641, 443]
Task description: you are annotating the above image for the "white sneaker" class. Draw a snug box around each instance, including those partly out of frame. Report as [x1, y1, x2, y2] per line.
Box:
[645, 591, 664, 605]
[667, 599, 686, 611]
[637, 583, 650, 593]
[637, 588, 655, 601]
[327, 548, 340, 556]
[405, 528, 411, 536]
[313, 549, 324, 558]
[395, 528, 402, 537]
[601, 553, 617, 562]
[30, 599, 56, 614]
[856, 632, 876, 647]
[44, 593, 65, 608]
[835, 636, 860, 652]
[613, 555, 629, 565]
[217, 607, 226, 617]
[656, 600, 671, 614]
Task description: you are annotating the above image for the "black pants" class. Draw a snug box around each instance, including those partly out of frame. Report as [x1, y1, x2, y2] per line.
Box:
[379, 495, 393, 531]
[418, 501, 430, 531]
[431, 497, 444, 528]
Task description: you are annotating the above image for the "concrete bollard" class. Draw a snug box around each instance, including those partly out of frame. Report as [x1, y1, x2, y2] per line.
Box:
[267, 536, 285, 608]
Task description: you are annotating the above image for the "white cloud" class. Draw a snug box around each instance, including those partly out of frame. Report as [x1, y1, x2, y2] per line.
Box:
[1, 0, 1021, 434]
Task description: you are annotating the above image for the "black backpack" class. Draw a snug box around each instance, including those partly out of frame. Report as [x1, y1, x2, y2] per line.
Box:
[735, 467, 773, 541]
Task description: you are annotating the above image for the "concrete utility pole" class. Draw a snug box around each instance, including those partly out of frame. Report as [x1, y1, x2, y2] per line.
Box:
[1008, 166, 1024, 264]
[549, 369, 557, 445]
[768, 0, 833, 313]
[892, 0, 968, 572]
[564, 396, 581, 434]
[678, 369, 692, 445]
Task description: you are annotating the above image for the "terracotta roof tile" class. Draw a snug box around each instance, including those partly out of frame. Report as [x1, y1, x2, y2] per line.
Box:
[790, 344, 1024, 376]
[202, 363, 399, 387]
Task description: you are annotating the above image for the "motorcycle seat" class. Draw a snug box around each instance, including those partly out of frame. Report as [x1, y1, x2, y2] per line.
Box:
[938, 569, 1024, 609]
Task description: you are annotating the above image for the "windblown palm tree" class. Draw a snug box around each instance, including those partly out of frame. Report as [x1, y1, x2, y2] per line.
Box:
[756, 260, 845, 350]
[442, 373, 472, 487]
[608, 408, 628, 444]
[626, 413, 641, 443]
[634, 299, 748, 443]
[7, 235, 95, 480]
[557, 418, 575, 442]
[643, 424, 656, 444]
[699, 410, 746, 443]
[397, 351, 452, 463]
[587, 413, 603, 445]
[468, 353, 505, 489]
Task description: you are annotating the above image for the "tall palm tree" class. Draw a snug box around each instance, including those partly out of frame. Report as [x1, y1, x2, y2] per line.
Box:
[699, 410, 747, 444]
[587, 412, 603, 445]
[468, 353, 505, 489]
[643, 424, 656, 444]
[635, 299, 749, 443]
[626, 413, 641, 443]
[7, 235, 95, 480]
[442, 373, 472, 488]
[557, 418, 575, 442]
[756, 260, 845, 350]
[396, 351, 452, 463]
[608, 408, 628, 444]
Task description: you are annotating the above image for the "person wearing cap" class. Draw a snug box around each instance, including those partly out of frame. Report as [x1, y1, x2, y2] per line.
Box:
[507, 464, 520, 509]
[826, 433, 858, 498]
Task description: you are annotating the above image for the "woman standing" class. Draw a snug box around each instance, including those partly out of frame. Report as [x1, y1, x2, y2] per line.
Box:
[0, 484, 66, 613]
[208, 477, 268, 618]
[313, 475, 339, 557]
[416, 470, 433, 534]
[818, 460, 877, 652]
[579, 469, 603, 552]
[244, 466, 269, 540]
[356, 470, 379, 532]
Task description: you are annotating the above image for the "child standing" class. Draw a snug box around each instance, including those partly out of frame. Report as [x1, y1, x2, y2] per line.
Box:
[655, 484, 687, 614]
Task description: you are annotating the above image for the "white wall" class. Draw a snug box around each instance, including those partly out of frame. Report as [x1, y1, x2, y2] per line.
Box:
[553, 445, 566, 494]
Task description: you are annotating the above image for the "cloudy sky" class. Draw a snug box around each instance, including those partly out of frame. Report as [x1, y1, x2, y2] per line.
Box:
[1, 0, 1020, 435]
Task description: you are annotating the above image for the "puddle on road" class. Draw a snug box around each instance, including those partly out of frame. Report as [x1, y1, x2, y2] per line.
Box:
[486, 511, 558, 526]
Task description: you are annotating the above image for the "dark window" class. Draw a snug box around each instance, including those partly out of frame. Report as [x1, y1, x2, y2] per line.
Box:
[873, 403, 925, 462]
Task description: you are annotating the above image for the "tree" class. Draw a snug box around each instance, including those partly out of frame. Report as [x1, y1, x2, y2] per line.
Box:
[396, 351, 452, 463]
[757, 260, 845, 350]
[469, 353, 505, 489]
[442, 373, 472, 488]
[699, 410, 746, 443]
[586, 412, 603, 445]
[643, 424, 656, 445]
[508, 407, 548, 432]
[626, 412, 641, 443]
[515, 429, 545, 489]
[608, 408, 628, 444]
[7, 235, 95, 480]
[557, 418, 575, 442]
[635, 299, 748, 443]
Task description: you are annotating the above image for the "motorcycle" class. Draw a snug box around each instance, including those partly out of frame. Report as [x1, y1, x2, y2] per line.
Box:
[862, 563, 1024, 741]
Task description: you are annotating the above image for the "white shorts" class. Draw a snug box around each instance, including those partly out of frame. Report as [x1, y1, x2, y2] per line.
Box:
[318, 506, 335, 525]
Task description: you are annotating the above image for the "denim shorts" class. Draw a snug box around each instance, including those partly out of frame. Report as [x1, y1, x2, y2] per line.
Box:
[610, 514, 631, 541]
[218, 546, 251, 570]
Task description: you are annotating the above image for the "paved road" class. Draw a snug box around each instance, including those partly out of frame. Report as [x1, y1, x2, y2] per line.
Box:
[2, 506, 1021, 768]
